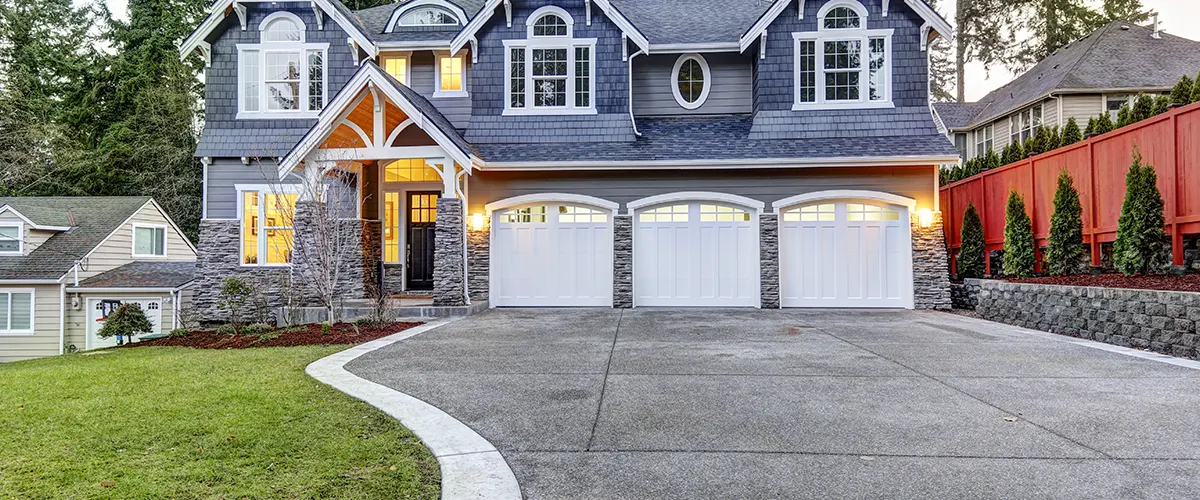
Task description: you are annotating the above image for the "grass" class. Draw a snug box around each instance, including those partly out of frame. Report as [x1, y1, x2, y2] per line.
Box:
[0, 346, 440, 499]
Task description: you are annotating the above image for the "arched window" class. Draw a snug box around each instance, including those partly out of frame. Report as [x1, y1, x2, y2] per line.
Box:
[399, 7, 460, 26]
[672, 54, 711, 109]
[532, 13, 569, 36]
[261, 12, 305, 42]
[507, 6, 593, 114]
[822, 6, 861, 29]
[793, 0, 890, 109]
[239, 11, 326, 117]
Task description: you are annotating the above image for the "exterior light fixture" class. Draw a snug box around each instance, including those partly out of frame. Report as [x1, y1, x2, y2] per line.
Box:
[471, 213, 485, 231]
[918, 208, 934, 229]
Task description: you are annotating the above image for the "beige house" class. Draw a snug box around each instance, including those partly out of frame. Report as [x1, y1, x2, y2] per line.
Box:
[0, 197, 196, 362]
[934, 21, 1200, 160]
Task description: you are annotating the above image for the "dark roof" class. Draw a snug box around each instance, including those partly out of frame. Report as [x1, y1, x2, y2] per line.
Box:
[374, 63, 477, 158]
[0, 197, 153, 280]
[933, 102, 991, 130]
[351, 0, 489, 43]
[474, 115, 959, 163]
[943, 21, 1200, 129]
[76, 261, 196, 289]
[608, 0, 774, 45]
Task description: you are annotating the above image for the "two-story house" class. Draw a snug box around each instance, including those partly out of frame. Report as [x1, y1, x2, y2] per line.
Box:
[935, 21, 1200, 161]
[179, 0, 958, 315]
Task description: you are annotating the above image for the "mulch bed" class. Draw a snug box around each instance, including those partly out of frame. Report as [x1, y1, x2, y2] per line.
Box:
[1008, 273, 1200, 293]
[129, 321, 422, 349]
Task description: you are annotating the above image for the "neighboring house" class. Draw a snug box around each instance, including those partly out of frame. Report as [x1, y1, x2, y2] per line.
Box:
[935, 21, 1200, 160]
[0, 198, 197, 362]
[178, 0, 959, 315]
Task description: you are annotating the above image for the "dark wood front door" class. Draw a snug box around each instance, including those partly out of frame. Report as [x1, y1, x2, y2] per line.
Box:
[406, 192, 439, 290]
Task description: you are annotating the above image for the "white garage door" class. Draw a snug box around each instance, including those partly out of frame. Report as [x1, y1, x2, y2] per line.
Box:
[779, 201, 913, 308]
[87, 298, 164, 350]
[491, 204, 614, 307]
[635, 203, 759, 307]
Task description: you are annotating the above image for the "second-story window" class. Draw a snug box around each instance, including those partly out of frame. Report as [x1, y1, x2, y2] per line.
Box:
[435, 53, 467, 97]
[504, 6, 596, 115]
[237, 11, 328, 119]
[974, 124, 994, 159]
[1009, 104, 1043, 144]
[793, 0, 893, 111]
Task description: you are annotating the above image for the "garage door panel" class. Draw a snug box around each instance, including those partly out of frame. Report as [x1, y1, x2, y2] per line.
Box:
[491, 203, 614, 307]
[635, 202, 759, 307]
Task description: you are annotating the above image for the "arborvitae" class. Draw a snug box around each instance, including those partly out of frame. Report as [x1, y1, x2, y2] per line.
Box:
[1116, 105, 1132, 128]
[1024, 128, 1044, 156]
[965, 157, 980, 177]
[985, 148, 1002, 170]
[1171, 74, 1194, 104]
[1152, 95, 1172, 116]
[1113, 151, 1168, 275]
[951, 164, 964, 182]
[1062, 117, 1083, 145]
[1002, 190, 1036, 278]
[1096, 112, 1115, 134]
[1131, 93, 1155, 122]
[958, 203, 986, 279]
[1008, 140, 1025, 163]
[1192, 71, 1200, 103]
[1046, 170, 1084, 275]
[1084, 117, 1096, 136]
[1044, 126, 1062, 151]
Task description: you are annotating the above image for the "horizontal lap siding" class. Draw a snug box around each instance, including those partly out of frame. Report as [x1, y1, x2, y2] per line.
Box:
[0, 285, 62, 362]
[1061, 94, 1104, 127]
[206, 159, 301, 219]
[468, 166, 936, 212]
[409, 52, 472, 128]
[633, 53, 753, 116]
[79, 203, 196, 281]
[64, 291, 176, 351]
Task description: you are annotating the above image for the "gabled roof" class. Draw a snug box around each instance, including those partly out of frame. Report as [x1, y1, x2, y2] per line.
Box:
[741, 0, 953, 52]
[932, 101, 991, 130]
[179, 0, 378, 62]
[449, 0, 650, 54]
[937, 21, 1200, 131]
[609, 0, 774, 47]
[0, 197, 156, 281]
[278, 61, 478, 176]
[75, 261, 196, 289]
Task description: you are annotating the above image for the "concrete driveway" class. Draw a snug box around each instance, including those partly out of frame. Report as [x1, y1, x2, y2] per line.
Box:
[346, 309, 1200, 499]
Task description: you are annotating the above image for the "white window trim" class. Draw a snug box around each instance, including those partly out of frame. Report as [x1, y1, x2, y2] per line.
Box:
[131, 223, 169, 258]
[236, 184, 303, 268]
[433, 51, 469, 98]
[380, 52, 412, 86]
[259, 11, 307, 39]
[792, 29, 895, 111]
[502, 37, 598, 116]
[671, 54, 712, 110]
[386, 0, 467, 31]
[974, 123, 993, 159]
[236, 42, 330, 119]
[0, 288, 35, 335]
[816, 0, 870, 24]
[526, 5, 574, 38]
[0, 222, 22, 255]
[1009, 103, 1044, 144]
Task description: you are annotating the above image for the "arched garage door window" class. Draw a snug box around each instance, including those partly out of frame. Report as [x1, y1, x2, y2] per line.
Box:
[490, 201, 614, 307]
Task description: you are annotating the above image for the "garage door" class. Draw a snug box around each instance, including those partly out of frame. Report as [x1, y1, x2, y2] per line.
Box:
[87, 298, 163, 350]
[779, 201, 912, 308]
[635, 203, 759, 307]
[491, 203, 613, 307]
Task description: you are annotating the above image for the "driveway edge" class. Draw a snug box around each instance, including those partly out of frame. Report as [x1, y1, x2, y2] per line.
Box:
[306, 319, 522, 500]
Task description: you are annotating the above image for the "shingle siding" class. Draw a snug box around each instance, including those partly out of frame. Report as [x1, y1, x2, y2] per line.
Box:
[408, 51, 473, 128]
[205, 159, 301, 220]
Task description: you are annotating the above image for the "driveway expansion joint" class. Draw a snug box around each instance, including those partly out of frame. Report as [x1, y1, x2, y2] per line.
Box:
[586, 308, 623, 452]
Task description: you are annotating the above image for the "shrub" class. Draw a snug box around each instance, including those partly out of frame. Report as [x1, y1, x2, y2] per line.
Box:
[1131, 93, 1155, 122]
[1046, 170, 1085, 275]
[241, 323, 275, 335]
[1024, 127, 1045, 156]
[1044, 125, 1062, 151]
[1171, 74, 1194, 104]
[1002, 190, 1036, 278]
[984, 148, 1002, 170]
[1095, 112, 1115, 134]
[1116, 105, 1133, 128]
[320, 322, 332, 336]
[958, 203, 986, 279]
[1152, 95, 1172, 116]
[97, 303, 154, 345]
[215, 324, 237, 335]
[1192, 71, 1200, 103]
[169, 328, 189, 338]
[1005, 140, 1025, 164]
[1113, 150, 1168, 275]
[218, 277, 256, 327]
[1061, 117, 1083, 145]
[1084, 117, 1096, 135]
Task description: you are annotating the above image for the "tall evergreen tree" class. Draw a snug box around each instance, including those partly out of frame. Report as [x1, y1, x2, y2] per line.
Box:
[1099, 0, 1153, 24]
[1113, 151, 1167, 275]
[1046, 170, 1084, 275]
[1084, 117, 1096, 135]
[952, 0, 1022, 102]
[1171, 75, 1194, 105]
[1002, 190, 1036, 278]
[958, 203, 986, 279]
[1095, 111, 1116, 134]
[1008, 0, 1101, 71]
[1061, 117, 1083, 145]
[926, 0, 957, 102]
[1192, 71, 1200, 104]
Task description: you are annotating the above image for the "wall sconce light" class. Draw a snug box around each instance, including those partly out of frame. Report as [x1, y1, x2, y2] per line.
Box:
[918, 208, 934, 229]
[471, 213, 485, 231]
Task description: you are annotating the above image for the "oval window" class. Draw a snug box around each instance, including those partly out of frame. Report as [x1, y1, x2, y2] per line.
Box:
[672, 54, 711, 110]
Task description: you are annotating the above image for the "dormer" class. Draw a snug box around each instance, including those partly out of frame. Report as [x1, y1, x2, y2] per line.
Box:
[0, 206, 73, 257]
[383, 0, 468, 31]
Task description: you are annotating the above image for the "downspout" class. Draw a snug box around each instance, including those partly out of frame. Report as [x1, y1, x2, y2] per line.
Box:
[58, 283, 66, 355]
[627, 49, 646, 137]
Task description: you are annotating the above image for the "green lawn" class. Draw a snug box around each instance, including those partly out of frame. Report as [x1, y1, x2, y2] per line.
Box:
[0, 346, 440, 499]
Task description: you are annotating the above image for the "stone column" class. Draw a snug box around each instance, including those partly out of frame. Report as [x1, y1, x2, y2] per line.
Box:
[613, 214, 634, 308]
[467, 216, 490, 302]
[759, 213, 781, 308]
[433, 197, 466, 306]
[291, 200, 367, 306]
[912, 211, 952, 310]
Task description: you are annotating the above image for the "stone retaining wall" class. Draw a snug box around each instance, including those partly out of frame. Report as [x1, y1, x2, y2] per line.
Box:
[950, 278, 981, 309]
[978, 280, 1200, 359]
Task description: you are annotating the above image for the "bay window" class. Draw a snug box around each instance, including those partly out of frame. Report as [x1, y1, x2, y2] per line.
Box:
[239, 188, 298, 266]
[504, 6, 596, 115]
[238, 12, 328, 118]
[794, 1, 892, 110]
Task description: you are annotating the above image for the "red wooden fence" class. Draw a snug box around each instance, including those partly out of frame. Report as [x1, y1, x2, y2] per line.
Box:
[940, 100, 1200, 275]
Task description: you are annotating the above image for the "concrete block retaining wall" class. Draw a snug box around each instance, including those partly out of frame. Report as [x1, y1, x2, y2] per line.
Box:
[950, 278, 981, 309]
[977, 280, 1200, 360]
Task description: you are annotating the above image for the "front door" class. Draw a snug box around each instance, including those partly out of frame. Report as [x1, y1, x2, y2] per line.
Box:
[406, 192, 439, 290]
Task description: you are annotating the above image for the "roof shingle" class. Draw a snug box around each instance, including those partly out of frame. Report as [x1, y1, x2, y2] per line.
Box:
[0, 197, 153, 280]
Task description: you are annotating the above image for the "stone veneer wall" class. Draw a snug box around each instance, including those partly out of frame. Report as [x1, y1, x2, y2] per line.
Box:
[191, 219, 292, 322]
[467, 218, 490, 302]
[290, 201, 368, 306]
[433, 198, 466, 306]
[912, 212, 951, 310]
[613, 215, 633, 308]
[978, 280, 1200, 359]
[950, 278, 981, 309]
[760, 214, 780, 308]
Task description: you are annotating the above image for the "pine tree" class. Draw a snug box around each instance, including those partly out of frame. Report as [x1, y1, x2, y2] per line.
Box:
[1192, 71, 1200, 103]
[1008, 0, 1102, 71]
[1113, 151, 1167, 275]
[97, 303, 155, 345]
[926, 0, 957, 102]
[1003, 190, 1036, 278]
[958, 203, 986, 279]
[1084, 117, 1096, 135]
[1171, 75, 1194, 105]
[1099, 0, 1153, 24]
[1062, 117, 1083, 144]
[1046, 170, 1084, 275]
[953, 0, 1023, 102]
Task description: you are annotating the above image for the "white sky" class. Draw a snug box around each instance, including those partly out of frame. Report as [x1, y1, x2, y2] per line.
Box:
[101, 0, 1200, 101]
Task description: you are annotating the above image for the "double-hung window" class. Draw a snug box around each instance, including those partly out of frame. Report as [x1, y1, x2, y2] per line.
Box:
[0, 224, 20, 255]
[132, 225, 167, 257]
[239, 187, 299, 266]
[1010, 104, 1043, 144]
[0, 290, 33, 334]
[238, 12, 328, 119]
[435, 53, 467, 97]
[794, 1, 893, 110]
[974, 124, 994, 159]
[504, 6, 596, 115]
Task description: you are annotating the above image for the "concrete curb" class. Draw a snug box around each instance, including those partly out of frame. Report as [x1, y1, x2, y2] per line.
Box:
[306, 320, 522, 500]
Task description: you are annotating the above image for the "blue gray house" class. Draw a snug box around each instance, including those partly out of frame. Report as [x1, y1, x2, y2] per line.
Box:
[179, 0, 957, 315]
